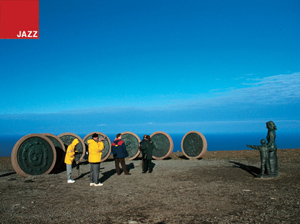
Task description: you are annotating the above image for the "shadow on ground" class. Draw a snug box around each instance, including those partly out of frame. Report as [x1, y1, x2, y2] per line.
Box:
[0, 172, 16, 178]
[229, 161, 260, 177]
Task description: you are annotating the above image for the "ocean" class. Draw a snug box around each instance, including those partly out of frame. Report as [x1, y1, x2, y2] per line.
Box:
[1, 132, 299, 157]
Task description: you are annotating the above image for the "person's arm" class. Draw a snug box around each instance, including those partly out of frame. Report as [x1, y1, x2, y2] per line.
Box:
[246, 145, 259, 150]
[122, 141, 129, 157]
[97, 141, 104, 152]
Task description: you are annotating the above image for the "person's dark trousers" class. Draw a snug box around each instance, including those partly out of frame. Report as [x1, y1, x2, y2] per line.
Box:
[90, 163, 100, 184]
[115, 158, 129, 175]
[143, 159, 152, 172]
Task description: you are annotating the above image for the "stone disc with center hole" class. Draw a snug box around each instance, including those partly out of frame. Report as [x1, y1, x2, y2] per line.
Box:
[83, 132, 111, 162]
[58, 133, 86, 163]
[42, 133, 66, 171]
[121, 132, 141, 160]
[181, 131, 207, 159]
[150, 131, 173, 160]
[11, 134, 57, 177]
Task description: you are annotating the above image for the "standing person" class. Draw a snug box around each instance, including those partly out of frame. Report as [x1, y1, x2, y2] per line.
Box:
[111, 133, 131, 175]
[140, 135, 154, 173]
[64, 138, 79, 183]
[87, 133, 104, 186]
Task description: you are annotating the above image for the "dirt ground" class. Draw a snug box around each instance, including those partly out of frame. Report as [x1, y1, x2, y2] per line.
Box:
[0, 149, 299, 224]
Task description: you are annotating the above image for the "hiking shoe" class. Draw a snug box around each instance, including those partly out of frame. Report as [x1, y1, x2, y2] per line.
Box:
[90, 183, 95, 186]
[94, 183, 103, 187]
[67, 179, 75, 184]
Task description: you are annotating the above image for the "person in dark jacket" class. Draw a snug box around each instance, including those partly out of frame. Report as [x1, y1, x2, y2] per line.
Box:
[111, 133, 131, 175]
[140, 134, 154, 173]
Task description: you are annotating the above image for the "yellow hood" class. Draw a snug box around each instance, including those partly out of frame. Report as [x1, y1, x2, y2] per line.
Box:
[71, 138, 79, 146]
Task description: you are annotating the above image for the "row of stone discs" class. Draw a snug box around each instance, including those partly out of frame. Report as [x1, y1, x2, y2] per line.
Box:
[122, 132, 209, 162]
[121, 131, 208, 160]
[11, 133, 87, 177]
[11, 131, 207, 177]
[120, 131, 174, 160]
[181, 131, 207, 159]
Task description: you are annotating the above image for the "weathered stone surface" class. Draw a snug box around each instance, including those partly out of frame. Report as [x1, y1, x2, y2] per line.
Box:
[151, 131, 173, 160]
[181, 131, 207, 159]
[11, 134, 57, 177]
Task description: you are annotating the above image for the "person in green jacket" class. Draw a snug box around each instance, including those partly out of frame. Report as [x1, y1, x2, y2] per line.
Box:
[140, 135, 154, 173]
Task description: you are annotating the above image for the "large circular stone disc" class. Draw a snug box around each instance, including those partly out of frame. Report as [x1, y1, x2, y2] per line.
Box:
[83, 132, 111, 162]
[11, 134, 57, 177]
[181, 131, 207, 159]
[121, 132, 141, 160]
[58, 133, 86, 163]
[42, 133, 66, 170]
[150, 131, 173, 160]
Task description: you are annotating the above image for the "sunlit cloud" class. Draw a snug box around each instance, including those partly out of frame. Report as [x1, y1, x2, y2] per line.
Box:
[186, 72, 300, 108]
[227, 72, 300, 105]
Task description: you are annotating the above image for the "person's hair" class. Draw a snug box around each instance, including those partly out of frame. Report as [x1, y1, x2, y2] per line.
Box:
[116, 133, 122, 138]
[92, 133, 98, 138]
[145, 135, 151, 141]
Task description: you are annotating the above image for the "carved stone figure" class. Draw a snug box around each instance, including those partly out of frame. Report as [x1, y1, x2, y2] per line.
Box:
[247, 139, 270, 177]
[246, 121, 278, 178]
[266, 121, 278, 177]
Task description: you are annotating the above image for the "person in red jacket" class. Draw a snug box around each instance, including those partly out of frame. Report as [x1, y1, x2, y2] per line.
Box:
[111, 133, 131, 175]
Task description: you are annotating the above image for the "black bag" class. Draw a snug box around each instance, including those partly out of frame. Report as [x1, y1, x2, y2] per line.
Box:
[83, 151, 89, 160]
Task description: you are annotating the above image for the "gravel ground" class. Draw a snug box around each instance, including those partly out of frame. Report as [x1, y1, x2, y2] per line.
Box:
[0, 149, 299, 223]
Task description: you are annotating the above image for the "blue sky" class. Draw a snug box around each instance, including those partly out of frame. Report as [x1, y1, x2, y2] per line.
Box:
[0, 0, 300, 136]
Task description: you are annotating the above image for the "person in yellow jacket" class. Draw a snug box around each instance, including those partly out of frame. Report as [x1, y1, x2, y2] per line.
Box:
[64, 138, 79, 183]
[87, 133, 104, 187]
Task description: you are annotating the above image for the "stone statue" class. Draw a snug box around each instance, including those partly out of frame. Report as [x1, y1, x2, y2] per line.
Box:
[247, 139, 270, 178]
[246, 121, 278, 178]
[266, 121, 278, 177]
